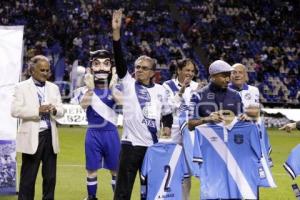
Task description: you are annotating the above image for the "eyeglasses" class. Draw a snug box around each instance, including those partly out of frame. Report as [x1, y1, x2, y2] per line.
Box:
[135, 65, 153, 71]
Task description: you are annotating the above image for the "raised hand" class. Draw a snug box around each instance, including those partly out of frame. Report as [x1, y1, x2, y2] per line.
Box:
[112, 9, 123, 40]
[112, 9, 123, 31]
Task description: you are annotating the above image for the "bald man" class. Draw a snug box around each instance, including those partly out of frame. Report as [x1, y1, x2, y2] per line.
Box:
[229, 63, 260, 118]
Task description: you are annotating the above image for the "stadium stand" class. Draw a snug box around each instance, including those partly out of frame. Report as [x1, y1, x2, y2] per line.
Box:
[1, 0, 299, 109]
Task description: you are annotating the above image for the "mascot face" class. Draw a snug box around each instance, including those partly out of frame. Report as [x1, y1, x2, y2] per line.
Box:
[90, 50, 112, 84]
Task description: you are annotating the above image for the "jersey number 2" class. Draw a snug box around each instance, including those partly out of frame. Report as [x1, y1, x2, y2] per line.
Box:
[164, 165, 171, 192]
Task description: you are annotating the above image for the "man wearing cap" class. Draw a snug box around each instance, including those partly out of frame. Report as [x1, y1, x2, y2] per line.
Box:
[229, 63, 260, 119]
[79, 49, 121, 200]
[188, 60, 243, 130]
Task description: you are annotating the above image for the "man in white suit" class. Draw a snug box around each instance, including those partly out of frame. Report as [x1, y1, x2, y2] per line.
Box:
[11, 55, 65, 200]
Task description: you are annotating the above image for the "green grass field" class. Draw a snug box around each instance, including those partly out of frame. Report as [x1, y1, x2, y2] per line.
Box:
[1, 127, 300, 200]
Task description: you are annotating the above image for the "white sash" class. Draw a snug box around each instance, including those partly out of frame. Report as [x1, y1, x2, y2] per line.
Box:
[91, 93, 117, 126]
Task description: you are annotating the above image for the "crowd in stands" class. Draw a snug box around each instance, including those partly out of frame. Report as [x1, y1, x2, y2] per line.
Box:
[1, 0, 299, 107]
[178, 0, 300, 105]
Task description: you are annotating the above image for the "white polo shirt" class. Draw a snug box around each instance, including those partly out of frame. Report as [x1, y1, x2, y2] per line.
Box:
[120, 72, 172, 146]
[163, 79, 198, 143]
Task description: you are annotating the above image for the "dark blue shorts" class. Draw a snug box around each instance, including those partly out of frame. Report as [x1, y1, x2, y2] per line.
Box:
[85, 128, 120, 171]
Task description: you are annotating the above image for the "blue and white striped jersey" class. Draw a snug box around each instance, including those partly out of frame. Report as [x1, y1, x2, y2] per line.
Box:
[141, 141, 189, 200]
[163, 79, 198, 143]
[229, 83, 260, 110]
[193, 119, 263, 199]
[120, 72, 172, 146]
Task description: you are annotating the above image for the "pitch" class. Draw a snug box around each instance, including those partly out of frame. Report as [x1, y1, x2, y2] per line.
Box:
[1, 127, 300, 200]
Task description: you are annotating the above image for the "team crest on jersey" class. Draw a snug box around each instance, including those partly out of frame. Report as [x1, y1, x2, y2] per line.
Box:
[234, 134, 244, 144]
[245, 93, 251, 100]
[157, 94, 163, 102]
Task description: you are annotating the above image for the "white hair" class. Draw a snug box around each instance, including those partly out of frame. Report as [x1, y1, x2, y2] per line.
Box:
[29, 55, 49, 69]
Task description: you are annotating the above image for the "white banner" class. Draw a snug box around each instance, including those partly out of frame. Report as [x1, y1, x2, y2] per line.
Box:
[0, 26, 24, 140]
[0, 26, 24, 195]
[56, 104, 123, 126]
[56, 104, 88, 125]
[262, 108, 300, 122]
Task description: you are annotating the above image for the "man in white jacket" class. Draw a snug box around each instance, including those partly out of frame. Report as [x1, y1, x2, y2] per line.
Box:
[11, 55, 64, 200]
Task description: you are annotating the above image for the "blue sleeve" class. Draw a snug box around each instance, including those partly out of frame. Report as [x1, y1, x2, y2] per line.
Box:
[141, 148, 151, 181]
[181, 151, 190, 180]
[284, 144, 300, 179]
[250, 125, 262, 160]
[180, 114, 202, 177]
[262, 124, 272, 156]
[192, 128, 203, 178]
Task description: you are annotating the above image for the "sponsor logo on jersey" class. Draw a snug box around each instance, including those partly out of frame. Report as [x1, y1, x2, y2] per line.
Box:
[142, 118, 156, 128]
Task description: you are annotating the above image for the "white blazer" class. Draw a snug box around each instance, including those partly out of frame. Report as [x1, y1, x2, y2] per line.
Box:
[11, 77, 65, 154]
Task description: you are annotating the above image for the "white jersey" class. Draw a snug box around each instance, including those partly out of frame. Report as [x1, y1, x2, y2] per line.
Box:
[163, 79, 198, 143]
[241, 85, 259, 109]
[120, 72, 172, 146]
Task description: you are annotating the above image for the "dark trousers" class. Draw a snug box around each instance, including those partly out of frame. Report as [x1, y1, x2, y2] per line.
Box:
[18, 129, 57, 200]
[114, 143, 148, 200]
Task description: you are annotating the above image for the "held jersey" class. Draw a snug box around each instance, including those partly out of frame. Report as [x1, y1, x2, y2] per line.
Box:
[141, 141, 189, 200]
[163, 79, 198, 143]
[256, 118, 277, 188]
[229, 83, 260, 110]
[179, 112, 201, 176]
[120, 72, 172, 146]
[284, 144, 300, 179]
[194, 119, 263, 200]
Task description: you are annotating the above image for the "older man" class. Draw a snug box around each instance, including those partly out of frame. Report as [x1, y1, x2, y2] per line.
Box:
[112, 9, 173, 200]
[229, 63, 260, 118]
[11, 55, 64, 200]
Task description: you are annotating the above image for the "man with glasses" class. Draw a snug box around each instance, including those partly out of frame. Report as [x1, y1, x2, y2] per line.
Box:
[78, 50, 121, 200]
[112, 9, 173, 200]
[11, 55, 65, 200]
